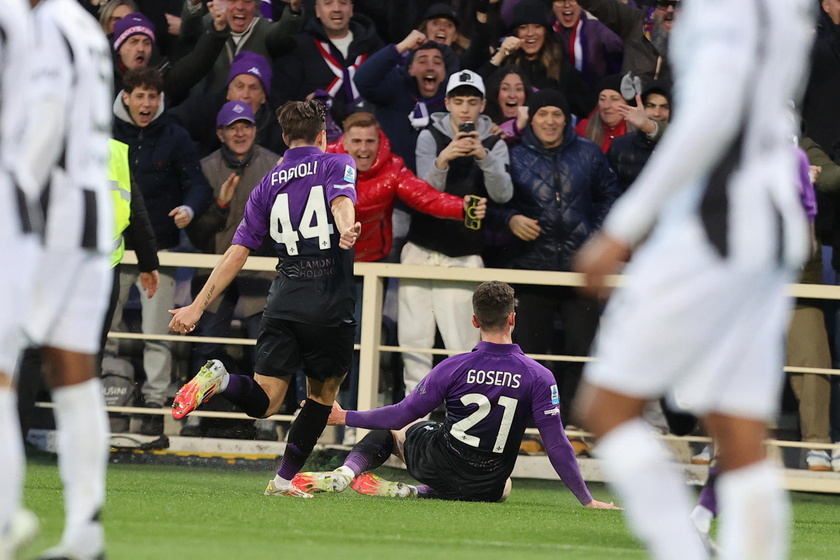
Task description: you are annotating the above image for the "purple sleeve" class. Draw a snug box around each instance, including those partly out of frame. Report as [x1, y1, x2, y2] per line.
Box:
[260, 0, 273, 20]
[346, 366, 448, 429]
[796, 148, 817, 222]
[530, 368, 593, 505]
[231, 176, 271, 250]
[499, 118, 524, 142]
[536, 414, 593, 505]
[325, 153, 358, 205]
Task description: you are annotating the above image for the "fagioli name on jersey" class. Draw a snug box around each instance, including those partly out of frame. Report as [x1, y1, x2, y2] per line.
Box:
[270, 161, 318, 185]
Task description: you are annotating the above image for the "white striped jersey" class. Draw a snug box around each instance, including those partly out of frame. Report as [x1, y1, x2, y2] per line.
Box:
[31, 0, 113, 252]
[603, 0, 814, 271]
[0, 0, 35, 239]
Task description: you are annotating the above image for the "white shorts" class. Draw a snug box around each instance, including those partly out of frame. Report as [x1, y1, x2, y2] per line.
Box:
[0, 234, 39, 374]
[25, 248, 111, 355]
[584, 220, 795, 422]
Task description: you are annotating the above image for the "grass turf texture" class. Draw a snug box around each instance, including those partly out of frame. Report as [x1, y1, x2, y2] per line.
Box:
[21, 454, 840, 560]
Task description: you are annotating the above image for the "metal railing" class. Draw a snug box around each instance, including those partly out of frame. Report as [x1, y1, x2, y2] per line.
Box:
[95, 250, 840, 492]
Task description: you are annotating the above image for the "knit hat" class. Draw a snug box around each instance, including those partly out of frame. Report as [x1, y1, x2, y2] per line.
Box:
[423, 3, 459, 26]
[226, 51, 272, 94]
[510, 0, 549, 29]
[597, 74, 624, 97]
[527, 88, 569, 121]
[216, 100, 256, 128]
[642, 79, 672, 104]
[446, 70, 485, 97]
[113, 13, 155, 52]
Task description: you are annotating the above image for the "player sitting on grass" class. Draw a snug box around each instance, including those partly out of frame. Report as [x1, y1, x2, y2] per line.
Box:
[294, 281, 619, 507]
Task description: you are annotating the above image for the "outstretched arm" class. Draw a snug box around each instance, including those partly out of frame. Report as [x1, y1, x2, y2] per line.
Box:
[330, 195, 362, 249]
[168, 244, 250, 332]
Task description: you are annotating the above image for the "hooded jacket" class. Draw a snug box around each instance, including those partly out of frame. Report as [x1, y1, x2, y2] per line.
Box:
[412, 113, 513, 257]
[113, 94, 213, 250]
[328, 130, 465, 262]
[500, 125, 620, 271]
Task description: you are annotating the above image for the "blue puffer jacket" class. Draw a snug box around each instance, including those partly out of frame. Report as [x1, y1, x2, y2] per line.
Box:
[499, 125, 620, 271]
[113, 96, 213, 251]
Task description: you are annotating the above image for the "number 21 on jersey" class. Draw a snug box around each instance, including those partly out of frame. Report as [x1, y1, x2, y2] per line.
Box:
[269, 185, 334, 255]
[451, 394, 518, 453]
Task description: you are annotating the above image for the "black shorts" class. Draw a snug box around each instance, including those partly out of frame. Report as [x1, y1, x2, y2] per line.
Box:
[254, 317, 354, 382]
[403, 422, 508, 503]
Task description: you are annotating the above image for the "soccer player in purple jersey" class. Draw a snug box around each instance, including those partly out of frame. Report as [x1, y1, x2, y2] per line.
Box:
[168, 100, 362, 498]
[293, 281, 619, 507]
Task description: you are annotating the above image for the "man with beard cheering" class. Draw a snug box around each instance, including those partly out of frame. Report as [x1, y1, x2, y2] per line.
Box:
[578, 0, 682, 84]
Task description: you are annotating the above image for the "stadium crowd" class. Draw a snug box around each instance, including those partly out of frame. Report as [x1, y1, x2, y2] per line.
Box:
[29, 0, 840, 474]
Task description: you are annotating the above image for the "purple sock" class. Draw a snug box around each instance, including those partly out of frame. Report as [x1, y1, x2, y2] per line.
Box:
[343, 430, 394, 475]
[697, 466, 720, 516]
[415, 484, 436, 499]
[221, 374, 270, 418]
[276, 399, 331, 480]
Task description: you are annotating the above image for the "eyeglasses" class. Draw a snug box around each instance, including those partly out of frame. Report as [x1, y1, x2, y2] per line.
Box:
[655, 0, 682, 9]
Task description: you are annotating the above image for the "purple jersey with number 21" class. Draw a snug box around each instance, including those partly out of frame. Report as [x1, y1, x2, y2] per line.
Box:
[232, 146, 358, 326]
[346, 341, 593, 504]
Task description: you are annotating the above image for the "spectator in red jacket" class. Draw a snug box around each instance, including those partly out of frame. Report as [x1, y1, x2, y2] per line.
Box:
[327, 112, 485, 263]
[326, 112, 485, 439]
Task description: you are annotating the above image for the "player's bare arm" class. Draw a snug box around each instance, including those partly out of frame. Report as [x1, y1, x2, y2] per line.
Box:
[330, 195, 361, 249]
[573, 232, 631, 299]
[168, 244, 250, 332]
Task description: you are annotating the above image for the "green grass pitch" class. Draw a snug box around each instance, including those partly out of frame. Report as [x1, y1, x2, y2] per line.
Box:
[20, 455, 840, 560]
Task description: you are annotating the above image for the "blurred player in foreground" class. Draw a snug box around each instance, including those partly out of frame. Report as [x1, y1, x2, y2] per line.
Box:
[572, 0, 815, 559]
[294, 281, 619, 508]
[3, 0, 116, 558]
[169, 100, 361, 498]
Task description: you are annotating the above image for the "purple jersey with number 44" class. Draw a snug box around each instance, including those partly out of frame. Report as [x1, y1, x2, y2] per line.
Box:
[232, 146, 358, 326]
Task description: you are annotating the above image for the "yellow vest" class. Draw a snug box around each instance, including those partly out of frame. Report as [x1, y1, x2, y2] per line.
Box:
[109, 139, 132, 268]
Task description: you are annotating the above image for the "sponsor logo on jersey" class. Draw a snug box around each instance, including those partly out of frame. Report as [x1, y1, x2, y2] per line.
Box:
[550, 384, 559, 405]
[343, 164, 356, 183]
[543, 407, 560, 416]
[332, 183, 354, 190]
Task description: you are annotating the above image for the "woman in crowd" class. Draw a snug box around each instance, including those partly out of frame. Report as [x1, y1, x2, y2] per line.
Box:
[485, 66, 533, 146]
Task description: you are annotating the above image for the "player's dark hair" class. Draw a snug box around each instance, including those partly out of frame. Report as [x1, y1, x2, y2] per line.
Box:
[122, 67, 163, 94]
[276, 100, 326, 144]
[473, 281, 515, 331]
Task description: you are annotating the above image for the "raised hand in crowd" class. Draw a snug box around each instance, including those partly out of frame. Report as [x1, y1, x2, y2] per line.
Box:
[615, 94, 657, 135]
[397, 29, 428, 54]
[208, 1, 228, 32]
[218, 172, 241, 207]
[490, 36, 522, 67]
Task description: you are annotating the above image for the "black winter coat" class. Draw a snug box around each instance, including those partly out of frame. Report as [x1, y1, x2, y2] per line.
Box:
[113, 107, 213, 250]
[499, 126, 620, 271]
[273, 14, 383, 125]
[606, 130, 656, 193]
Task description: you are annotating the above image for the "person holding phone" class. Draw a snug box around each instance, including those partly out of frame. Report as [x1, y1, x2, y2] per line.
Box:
[399, 70, 513, 398]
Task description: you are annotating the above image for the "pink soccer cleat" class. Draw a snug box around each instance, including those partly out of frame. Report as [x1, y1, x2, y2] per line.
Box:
[171, 360, 227, 419]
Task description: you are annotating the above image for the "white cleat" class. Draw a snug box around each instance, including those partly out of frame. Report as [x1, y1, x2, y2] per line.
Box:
[264, 479, 313, 499]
